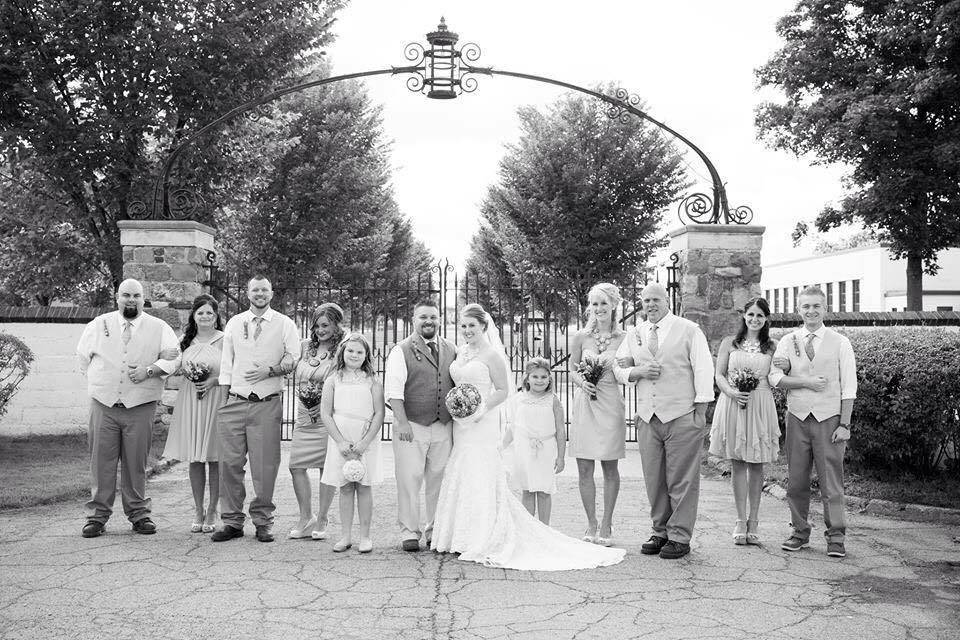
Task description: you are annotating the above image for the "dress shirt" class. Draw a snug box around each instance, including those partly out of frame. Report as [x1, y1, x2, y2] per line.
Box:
[613, 312, 715, 404]
[383, 336, 439, 402]
[219, 307, 300, 398]
[768, 325, 858, 400]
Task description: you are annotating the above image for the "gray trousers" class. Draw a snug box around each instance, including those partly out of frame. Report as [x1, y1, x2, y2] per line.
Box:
[786, 413, 846, 542]
[217, 396, 283, 528]
[637, 412, 705, 544]
[392, 419, 452, 541]
[86, 400, 156, 524]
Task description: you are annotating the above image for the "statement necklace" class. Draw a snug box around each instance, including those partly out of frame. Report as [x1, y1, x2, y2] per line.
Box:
[591, 328, 615, 353]
[740, 339, 763, 354]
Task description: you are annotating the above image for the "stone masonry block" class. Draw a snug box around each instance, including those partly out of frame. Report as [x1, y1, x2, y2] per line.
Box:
[714, 266, 742, 278]
[140, 264, 172, 281]
[707, 251, 732, 267]
[151, 281, 184, 301]
[685, 249, 710, 275]
[732, 287, 752, 311]
[164, 247, 188, 264]
[148, 306, 181, 330]
[169, 263, 201, 282]
[123, 247, 134, 262]
[740, 263, 762, 283]
[133, 247, 154, 263]
[187, 247, 208, 265]
[123, 264, 145, 280]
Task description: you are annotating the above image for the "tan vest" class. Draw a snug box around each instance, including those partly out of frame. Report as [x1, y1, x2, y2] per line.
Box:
[783, 328, 843, 421]
[398, 335, 455, 425]
[85, 313, 167, 408]
[634, 320, 698, 423]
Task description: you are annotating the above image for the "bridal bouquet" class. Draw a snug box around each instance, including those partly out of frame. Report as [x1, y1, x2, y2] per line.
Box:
[183, 361, 212, 400]
[297, 381, 324, 423]
[729, 367, 760, 410]
[576, 353, 605, 400]
[445, 383, 483, 420]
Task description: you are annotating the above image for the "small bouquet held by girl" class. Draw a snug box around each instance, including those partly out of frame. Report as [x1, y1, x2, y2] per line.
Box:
[182, 361, 212, 400]
[728, 367, 760, 411]
[297, 380, 324, 424]
[445, 383, 484, 420]
[576, 353, 605, 400]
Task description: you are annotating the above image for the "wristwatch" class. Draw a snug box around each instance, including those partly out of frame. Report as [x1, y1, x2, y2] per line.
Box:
[146, 366, 156, 378]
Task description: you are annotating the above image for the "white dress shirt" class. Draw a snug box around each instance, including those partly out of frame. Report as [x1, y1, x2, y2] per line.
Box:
[769, 325, 858, 400]
[219, 307, 300, 398]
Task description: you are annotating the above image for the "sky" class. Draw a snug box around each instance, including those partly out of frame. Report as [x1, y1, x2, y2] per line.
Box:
[324, 0, 850, 269]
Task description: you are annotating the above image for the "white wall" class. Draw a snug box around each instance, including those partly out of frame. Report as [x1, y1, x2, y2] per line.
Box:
[0, 323, 89, 435]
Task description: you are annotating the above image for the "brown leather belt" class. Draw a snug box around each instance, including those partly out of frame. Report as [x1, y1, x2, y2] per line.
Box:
[229, 392, 280, 403]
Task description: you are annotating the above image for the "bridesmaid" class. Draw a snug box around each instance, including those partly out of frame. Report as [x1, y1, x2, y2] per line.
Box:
[288, 303, 344, 540]
[709, 297, 780, 545]
[162, 294, 227, 533]
[568, 283, 627, 546]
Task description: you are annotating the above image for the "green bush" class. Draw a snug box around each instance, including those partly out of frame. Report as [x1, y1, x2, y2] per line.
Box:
[0, 332, 34, 419]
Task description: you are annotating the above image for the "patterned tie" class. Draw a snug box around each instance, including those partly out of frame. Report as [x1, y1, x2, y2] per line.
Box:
[252, 316, 264, 341]
[121, 322, 132, 346]
[648, 324, 659, 356]
[805, 333, 817, 361]
[428, 341, 439, 362]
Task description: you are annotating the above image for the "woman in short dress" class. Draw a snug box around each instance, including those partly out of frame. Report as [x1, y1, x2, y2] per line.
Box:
[287, 303, 344, 540]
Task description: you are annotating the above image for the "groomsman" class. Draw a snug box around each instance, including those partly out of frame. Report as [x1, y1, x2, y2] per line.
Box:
[614, 283, 714, 559]
[76, 279, 180, 537]
[770, 286, 856, 558]
[384, 298, 455, 551]
[212, 276, 299, 543]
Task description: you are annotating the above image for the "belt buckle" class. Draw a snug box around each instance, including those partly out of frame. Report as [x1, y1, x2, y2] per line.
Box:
[248, 393, 261, 402]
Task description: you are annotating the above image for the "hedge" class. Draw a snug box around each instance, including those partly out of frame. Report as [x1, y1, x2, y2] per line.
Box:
[0, 332, 34, 419]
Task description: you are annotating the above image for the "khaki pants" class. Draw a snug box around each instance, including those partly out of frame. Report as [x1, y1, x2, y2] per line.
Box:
[86, 400, 156, 524]
[786, 413, 846, 542]
[392, 419, 452, 541]
[217, 396, 283, 528]
[637, 412, 706, 544]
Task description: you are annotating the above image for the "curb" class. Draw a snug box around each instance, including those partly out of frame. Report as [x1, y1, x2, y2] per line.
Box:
[704, 454, 960, 526]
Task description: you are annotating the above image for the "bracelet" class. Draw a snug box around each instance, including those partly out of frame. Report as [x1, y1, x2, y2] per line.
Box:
[268, 365, 276, 377]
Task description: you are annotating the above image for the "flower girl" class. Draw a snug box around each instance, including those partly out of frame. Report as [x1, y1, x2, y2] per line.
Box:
[319, 333, 385, 554]
[503, 358, 566, 525]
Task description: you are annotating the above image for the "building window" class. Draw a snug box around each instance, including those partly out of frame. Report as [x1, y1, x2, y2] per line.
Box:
[774, 289, 780, 313]
[937, 306, 954, 312]
[764, 289, 770, 305]
[826, 282, 834, 311]
[839, 281, 847, 312]
[852, 279, 861, 312]
[792, 287, 800, 312]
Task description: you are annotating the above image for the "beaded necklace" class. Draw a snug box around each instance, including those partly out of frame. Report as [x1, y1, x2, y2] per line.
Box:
[590, 328, 616, 353]
[740, 338, 763, 354]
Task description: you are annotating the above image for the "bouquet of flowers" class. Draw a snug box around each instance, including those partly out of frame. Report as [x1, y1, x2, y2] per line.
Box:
[183, 361, 212, 400]
[728, 367, 760, 411]
[342, 458, 366, 483]
[576, 353, 605, 400]
[298, 380, 324, 424]
[445, 383, 483, 420]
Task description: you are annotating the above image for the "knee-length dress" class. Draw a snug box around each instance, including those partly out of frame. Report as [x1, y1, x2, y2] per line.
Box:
[319, 374, 382, 487]
[569, 349, 626, 460]
[163, 335, 227, 463]
[288, 345, 335, 469]
[708, 349, 780, 463]
[506, 392, 560, 494]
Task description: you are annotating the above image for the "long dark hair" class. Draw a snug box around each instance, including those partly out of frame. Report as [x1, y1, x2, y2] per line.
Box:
[181, 294, 224, 351]
[308, 303, 345, 357]
[732, 297, 775, 354]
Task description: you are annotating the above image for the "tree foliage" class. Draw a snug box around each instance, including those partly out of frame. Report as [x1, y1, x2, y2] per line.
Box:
[756, 0, 960, 309]
[0, 331, 33, 420]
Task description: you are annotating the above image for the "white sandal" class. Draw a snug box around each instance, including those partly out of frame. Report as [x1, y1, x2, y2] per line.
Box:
[288, 515, 317, 539]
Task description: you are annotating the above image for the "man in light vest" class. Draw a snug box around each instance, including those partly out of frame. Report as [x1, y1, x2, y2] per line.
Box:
[76, 279, 180, 538]
[770, 285, 856, 558]
[614, 283, 715, 559]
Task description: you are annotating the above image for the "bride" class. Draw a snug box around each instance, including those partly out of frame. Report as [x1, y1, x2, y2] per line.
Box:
[430, 303, 625, 570]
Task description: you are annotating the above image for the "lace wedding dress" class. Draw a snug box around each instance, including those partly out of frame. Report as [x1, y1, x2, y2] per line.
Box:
[430, 353, 626, 570]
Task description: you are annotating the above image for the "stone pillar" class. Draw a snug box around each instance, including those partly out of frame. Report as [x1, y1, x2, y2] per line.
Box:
[118, 220, 216, 424]
[669, 225, 765, 352]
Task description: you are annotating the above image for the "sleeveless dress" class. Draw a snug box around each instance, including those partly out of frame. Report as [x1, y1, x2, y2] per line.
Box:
[569, 348, 626, 460]
[431, 354, 625, 570]
[288, 344, 335, 469]
[708, 349, 780, 463]
[163, 335, 227, 462]
[505, 392, 560, 494]
[319, 374, 383, 487]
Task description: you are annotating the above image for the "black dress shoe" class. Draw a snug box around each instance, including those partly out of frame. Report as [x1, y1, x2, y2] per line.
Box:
[131, 518, 157, 535]
[82, 521, 105, 538]
[402, 539, 420, 552]
[640, 535, 668, 555]
[659, 540, 691, 559]
[211, 525, 244, 542]
[255, 525, 275, 543]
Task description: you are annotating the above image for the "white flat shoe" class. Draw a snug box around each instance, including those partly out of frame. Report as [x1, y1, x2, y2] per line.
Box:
[358, 538, 373, 554]
[311, 519, 328, 540]
[288, 515, 317, 539]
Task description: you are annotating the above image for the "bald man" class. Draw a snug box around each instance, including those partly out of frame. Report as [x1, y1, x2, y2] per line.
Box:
[76, 279, 180, 538]
[614, 284, 715, 559]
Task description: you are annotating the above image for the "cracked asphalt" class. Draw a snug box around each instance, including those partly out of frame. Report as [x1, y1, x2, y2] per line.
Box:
[1, 448, 958, 639]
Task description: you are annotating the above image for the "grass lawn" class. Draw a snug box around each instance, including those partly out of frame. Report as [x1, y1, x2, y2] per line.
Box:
[0, 426, 169, 510]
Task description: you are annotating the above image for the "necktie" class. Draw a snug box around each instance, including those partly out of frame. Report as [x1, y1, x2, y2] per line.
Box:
[428, 341, 439, 362]
[253, 317, 264, 341]
[121, 322, 132, 346]
[648, 324, 659, 356]
[805, 333, 816, 360]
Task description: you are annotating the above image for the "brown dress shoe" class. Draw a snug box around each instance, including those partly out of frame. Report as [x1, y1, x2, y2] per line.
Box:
[82, 521, 105, 538]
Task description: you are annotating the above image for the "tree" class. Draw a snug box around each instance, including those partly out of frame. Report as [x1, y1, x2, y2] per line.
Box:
[756, 0, 960, 310]
[0, 0, 346, 290]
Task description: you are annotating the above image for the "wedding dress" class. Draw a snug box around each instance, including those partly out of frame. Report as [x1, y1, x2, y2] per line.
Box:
[430, 351, 626, 570]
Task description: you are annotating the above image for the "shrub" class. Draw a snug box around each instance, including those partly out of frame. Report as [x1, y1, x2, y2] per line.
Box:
[0, 332, 34, 419]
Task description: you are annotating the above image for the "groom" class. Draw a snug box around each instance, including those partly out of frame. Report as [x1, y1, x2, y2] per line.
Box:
[384, 298, 456, 551]
[770, 286, 857, 558]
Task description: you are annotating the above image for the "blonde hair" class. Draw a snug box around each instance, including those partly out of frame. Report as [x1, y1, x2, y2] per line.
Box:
[521, 357, 553, 392]
[461, 303, 489, 329]
[585, 282, 623, 333]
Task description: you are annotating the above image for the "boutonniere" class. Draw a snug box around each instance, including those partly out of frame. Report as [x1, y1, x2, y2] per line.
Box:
[102, 318, 110, 337]
[243, 321, 249, 340]
[635, 327, 643, 348]
[791, 334, 800, 357]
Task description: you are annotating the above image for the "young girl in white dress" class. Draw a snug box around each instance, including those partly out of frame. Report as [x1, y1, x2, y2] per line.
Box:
[503, 357, 566, 525]
[319, 333, 385, 554]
